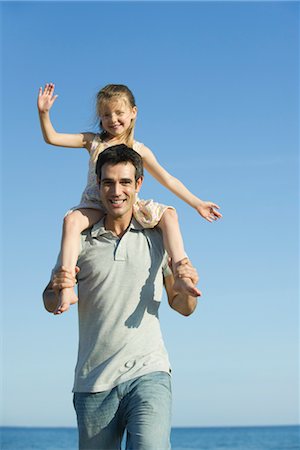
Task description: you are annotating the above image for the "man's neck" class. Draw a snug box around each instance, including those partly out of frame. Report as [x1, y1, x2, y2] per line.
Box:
[104, 213, 133, 238]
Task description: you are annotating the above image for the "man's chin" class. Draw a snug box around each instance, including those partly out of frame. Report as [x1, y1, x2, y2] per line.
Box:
[107, 207, 132, 219]
[108, 205, 125, 214]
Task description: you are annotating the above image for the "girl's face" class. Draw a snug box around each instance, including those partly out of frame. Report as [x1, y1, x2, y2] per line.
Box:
[99, 97, 137, 138]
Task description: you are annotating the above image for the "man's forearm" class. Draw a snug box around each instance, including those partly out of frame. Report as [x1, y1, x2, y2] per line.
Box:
[170, 293, 197, 316]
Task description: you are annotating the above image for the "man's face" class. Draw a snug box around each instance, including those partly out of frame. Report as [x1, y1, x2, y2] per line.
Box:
[99, 162, 143, 219]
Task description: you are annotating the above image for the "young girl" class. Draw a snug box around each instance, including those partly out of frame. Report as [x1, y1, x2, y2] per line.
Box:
[38, 83, 222, 315]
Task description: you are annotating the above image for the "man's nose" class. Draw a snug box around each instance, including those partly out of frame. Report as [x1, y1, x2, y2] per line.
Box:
[111, 182, 122, 196]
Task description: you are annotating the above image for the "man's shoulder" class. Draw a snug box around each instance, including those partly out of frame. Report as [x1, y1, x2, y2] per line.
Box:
[143, 227, 168, 259]
[144, 225, 163, 237]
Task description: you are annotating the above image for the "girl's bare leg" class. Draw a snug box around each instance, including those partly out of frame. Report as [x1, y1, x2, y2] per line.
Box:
[158, 209, 199, 297]
[55, 208, 104, 315]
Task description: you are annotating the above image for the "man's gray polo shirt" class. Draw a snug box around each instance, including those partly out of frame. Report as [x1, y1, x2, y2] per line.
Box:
[70, 217, 172, 393]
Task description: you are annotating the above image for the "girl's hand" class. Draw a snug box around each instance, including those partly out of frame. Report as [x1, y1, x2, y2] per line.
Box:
[196, 201, 222, 222]
[37, 82, 58, 113]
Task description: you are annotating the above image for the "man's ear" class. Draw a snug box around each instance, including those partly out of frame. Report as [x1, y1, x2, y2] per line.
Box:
[135, 176, 144, 193]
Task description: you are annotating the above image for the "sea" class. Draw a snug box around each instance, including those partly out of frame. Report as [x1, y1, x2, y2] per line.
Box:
[0, 425, 299, 450]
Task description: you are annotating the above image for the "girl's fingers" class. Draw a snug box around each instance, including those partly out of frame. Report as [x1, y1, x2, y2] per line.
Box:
[214, 211, 222, 218]
[46, 83, 52, 95]
[39, 82, 56, 99]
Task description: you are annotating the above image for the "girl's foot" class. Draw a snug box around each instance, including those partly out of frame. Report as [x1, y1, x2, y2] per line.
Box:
[54, 287, 78, 315]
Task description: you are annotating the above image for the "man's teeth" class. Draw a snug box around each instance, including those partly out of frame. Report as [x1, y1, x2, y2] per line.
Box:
[111, 200, 124, 204]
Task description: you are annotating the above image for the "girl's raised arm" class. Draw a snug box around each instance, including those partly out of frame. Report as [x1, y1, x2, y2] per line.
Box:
[141, 145, 222, 222]
[38, 83, 94, 151]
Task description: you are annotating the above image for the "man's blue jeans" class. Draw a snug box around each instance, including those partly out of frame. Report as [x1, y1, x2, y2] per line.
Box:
[73, 371, 172, 450]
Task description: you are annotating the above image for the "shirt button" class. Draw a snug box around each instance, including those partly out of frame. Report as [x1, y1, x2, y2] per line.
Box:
[124, 360, 136, 369]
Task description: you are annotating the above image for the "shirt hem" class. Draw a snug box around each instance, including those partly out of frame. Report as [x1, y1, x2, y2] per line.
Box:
[72, 366, 171, 393]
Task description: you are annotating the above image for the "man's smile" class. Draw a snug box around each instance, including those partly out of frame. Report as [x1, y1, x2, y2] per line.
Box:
[110, 199, 126, 205]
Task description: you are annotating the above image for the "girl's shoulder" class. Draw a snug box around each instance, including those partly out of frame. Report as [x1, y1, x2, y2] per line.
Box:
[133, 141, 155, 161]
[133, 140, 151, 158]
[133, 140, 144, 151]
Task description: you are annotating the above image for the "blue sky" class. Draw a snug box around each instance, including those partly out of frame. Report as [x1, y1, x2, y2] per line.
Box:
[1, 1, 299, 428]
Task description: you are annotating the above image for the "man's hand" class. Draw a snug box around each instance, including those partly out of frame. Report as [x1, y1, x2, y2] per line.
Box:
[43, 266, 80, 314]
[52, 266, 79, 295]
[174, 258, 199, 287]
[171, 258, 201, 297]
[165, 258, 200, 316]
[51, 266, 80, 315]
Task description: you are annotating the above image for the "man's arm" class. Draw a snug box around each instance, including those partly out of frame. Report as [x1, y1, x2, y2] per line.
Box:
[164, 274, 198, 316]
[164, 261, 200, 316]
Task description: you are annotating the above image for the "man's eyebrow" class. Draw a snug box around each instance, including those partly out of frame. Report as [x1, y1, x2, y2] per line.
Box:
[101, 178, 133, 183]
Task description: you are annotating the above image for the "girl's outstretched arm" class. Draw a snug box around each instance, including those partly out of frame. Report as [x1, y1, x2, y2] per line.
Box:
[38, 83, 95, 150]
[140, 145, 222, 222]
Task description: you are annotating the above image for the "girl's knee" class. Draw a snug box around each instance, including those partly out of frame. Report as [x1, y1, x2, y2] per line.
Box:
[63, 211, 82, 232]
[63, 209, 102, 234]
[162, 208, 178, 224]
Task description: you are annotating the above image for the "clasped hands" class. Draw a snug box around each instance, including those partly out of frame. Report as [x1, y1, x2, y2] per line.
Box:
[52, 266, 80, 296]
[171, 257, 201, 297]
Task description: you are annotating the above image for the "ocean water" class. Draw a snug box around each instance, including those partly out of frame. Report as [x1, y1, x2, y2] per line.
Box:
[0, 425, 299, 450]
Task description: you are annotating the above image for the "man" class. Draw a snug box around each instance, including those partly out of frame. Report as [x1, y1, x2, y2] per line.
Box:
[43, 145, 200, 450]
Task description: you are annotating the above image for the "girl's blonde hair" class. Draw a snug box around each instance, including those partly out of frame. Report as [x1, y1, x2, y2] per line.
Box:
[92, 84, 136, 163]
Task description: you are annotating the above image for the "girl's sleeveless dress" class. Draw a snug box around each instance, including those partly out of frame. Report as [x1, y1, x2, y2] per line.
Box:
[70, 135, 172, 228]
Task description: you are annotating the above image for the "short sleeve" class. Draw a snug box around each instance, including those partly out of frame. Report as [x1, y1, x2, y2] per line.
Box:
[90, 134, 102, 156]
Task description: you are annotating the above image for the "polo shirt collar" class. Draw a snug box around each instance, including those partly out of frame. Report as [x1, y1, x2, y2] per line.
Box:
[90, 216, 144, 238]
